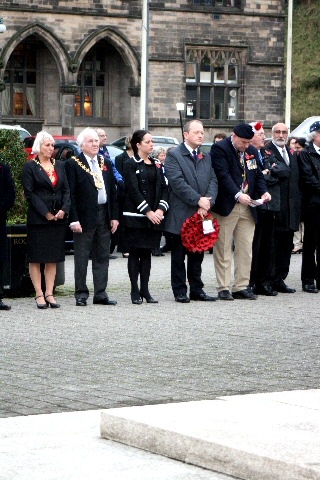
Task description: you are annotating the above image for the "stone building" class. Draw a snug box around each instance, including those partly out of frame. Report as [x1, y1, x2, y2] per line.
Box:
[0, 0, 286, 140]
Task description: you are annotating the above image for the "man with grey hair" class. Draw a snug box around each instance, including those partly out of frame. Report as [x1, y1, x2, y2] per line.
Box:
[264, 123, 300, 293]
[65, 127, 119, 306]
[298, 121, 320, 293]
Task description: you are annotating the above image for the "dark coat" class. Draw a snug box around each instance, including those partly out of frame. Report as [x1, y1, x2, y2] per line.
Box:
[264, 141, 300, 231]
[22, 159, 70, 225]
[298, 143, 320, 209]
[65, 153, 119, 232]
[0, 162, 15, 261]
[258, 146, 290, 212]
[210, 137, 267, 220]
[164, 143, 218, 235]
[123, 156, 169, 230]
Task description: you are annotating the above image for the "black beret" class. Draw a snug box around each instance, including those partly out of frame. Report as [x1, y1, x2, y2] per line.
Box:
[233, 123, 254, 140]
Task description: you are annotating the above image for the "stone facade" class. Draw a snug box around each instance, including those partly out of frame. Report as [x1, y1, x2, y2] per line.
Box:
[0, 0, 285, 140]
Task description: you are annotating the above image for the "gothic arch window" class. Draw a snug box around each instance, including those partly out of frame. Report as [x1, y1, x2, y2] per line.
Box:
[75, 41, 125, 121]
[185, 47, 244, 121]
[3, 43, 37, 116]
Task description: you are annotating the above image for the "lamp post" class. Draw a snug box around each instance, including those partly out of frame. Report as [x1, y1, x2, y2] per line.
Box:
[176, 103, 184, 142]
[140, 0, 149, 130]
[285, 0, 293, 131]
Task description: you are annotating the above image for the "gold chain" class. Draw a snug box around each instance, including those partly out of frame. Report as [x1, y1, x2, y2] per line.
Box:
[71, 155, 104, 176]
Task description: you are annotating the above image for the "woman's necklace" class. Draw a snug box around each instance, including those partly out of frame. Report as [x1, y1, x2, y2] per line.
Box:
[34, 158, 56, 183]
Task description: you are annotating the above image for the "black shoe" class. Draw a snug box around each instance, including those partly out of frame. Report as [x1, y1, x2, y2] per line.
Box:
[35, 295, 48, 309]
[160, 245, 171, 253]
[0, 299, 11, 310]
[93, 297, 117, 305]
[218, 290, 234, 301]
[253, 285, 278, 296]
[175, 294, 190, 303]
[76, 298, 87, 306]
[45, 294, 60, 308]
[190, 292, 217, 301]
[131, 292, 142, 305]
[109, 255, 118, 259]
[140, 291, 158, 303]
[232, 288, 257, 300]
[274, 281, 296, 293]
[302, 284, 319, 293]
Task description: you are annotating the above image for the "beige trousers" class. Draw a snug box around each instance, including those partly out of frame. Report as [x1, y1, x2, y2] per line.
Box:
[213, 203, 255, 292]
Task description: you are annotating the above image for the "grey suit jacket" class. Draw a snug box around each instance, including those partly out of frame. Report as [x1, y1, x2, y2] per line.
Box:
[164, 143, 218, 235]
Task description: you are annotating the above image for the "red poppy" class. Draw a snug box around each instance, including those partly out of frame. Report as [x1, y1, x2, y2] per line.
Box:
[198, 152, 204, 160]
[245, 154, 255, 160]
[103, 165, 108, 171]
[181, 212, 220, 253]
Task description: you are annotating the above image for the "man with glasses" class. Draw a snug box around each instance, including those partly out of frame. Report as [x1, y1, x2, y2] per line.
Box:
[264, 123, 300, 293]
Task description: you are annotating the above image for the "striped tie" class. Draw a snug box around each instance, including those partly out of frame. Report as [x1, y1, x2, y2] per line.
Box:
[238, 151, 248, 194]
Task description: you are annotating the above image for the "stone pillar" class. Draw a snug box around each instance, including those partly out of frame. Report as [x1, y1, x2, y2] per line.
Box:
[129, 86, 140, 132]
[60, 84, 78, 136]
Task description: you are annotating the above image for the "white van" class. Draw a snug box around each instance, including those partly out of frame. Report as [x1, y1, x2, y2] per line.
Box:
[0, 124, 31, 141]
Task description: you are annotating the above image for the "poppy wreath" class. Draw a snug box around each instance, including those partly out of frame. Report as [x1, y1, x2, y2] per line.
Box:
[181, 212, 220, 253]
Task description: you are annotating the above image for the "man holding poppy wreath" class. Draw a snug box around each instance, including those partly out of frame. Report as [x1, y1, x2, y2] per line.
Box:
[210, 123, 271, 301]
[164, 119, 218, 303]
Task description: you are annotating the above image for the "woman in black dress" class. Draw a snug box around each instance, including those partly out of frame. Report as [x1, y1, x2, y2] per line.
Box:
[22, 131, 70, 309]
[123, 130, 169, 304]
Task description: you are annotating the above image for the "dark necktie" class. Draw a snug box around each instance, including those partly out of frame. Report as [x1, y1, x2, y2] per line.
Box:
[238, 151, 248, 194]
[258, 150, 264, 167]
[192, 149, 198, 161]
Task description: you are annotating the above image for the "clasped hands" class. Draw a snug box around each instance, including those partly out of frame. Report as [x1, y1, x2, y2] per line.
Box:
[238, 192, 271, 206]
[45, 209, 65, 221]
[197, 196, 211, 219]
[146, 208, 164, 225]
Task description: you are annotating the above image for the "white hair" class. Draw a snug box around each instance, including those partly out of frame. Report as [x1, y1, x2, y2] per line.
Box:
[77, 127, 99, 147]
[32, 131, 55, 154]
[307, 130, 318, 142]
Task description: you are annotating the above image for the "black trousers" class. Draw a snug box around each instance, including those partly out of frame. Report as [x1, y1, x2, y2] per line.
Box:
[73, 205, 111, 301]
[171, 233, 204, 297]
[301, 206, 320, 286]
[272, 227, 294, 284]
[250, 210, 276, 287]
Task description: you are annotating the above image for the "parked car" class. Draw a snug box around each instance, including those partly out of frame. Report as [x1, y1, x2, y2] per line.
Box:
[289, 116, 320, 139]
[200, 142, 213, 154]
[23, 135, 77, 160]
[111, 135, 179, 151]
[0, 124, 31, 141]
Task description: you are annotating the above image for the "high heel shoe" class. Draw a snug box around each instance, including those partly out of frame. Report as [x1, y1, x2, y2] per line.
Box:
[131, 291, 142, 305]
[35, 295, 48, 309]
[45, 294, 60, 308]
[140, 291, 158, 304]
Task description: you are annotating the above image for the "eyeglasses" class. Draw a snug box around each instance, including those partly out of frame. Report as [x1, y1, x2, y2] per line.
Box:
[274, 130, 288, 134]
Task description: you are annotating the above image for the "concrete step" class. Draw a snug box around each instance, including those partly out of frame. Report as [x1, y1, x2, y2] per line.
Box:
[101, 389, 320, 480]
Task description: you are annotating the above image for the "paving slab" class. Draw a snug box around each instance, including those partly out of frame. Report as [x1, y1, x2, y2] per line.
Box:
[0, 410, 235, 480]
[101, 389, 320, 480]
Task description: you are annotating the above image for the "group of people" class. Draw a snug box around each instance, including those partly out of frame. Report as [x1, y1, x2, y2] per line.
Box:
[1, 117, 320, 310]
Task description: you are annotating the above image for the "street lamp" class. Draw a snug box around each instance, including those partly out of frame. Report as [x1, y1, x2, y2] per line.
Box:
[176, 103, 184, 142]
[285, 0, 293, 131]
[140, 0, 149, 130]
[0, 18, 6, 33]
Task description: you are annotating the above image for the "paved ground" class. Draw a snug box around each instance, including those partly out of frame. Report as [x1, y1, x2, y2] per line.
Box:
[1, 250, 319, 418]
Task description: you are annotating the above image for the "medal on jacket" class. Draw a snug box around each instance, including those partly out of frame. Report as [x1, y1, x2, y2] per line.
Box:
[93, 173, 103, 189]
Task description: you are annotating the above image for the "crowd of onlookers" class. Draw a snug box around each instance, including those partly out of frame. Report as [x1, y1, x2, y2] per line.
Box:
[0, 118, 319, 310]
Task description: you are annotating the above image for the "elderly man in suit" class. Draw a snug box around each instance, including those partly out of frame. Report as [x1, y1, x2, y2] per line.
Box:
[0, 161, 15, 310]
[211, 123, 271, 301]
[264, 123, 300, 293]
[65, 127, 119, 306]
[164, 119, 218, 303]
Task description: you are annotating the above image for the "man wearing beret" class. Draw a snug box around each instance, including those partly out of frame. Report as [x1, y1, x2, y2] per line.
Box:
[297, 121, 320, 293]
[210, 123, 271, 300]
[264, 123, 300, 293]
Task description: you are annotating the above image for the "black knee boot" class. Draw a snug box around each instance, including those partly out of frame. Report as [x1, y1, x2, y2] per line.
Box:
[139, 250, 158, 303]
[128, 249, 142, 304]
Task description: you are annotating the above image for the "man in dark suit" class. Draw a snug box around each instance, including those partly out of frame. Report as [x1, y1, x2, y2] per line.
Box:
[249, 121, 290, 296]
[210, 123, 271, 301]
[0, 161, 15, 310]
[65, 128, 119, 306]
[265, 123, 300, 293]
[164, 119, 218, 303]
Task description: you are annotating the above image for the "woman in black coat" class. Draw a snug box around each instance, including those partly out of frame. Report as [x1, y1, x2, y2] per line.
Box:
[123, 130, 169, 304]
[22, 131, 70, 309]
